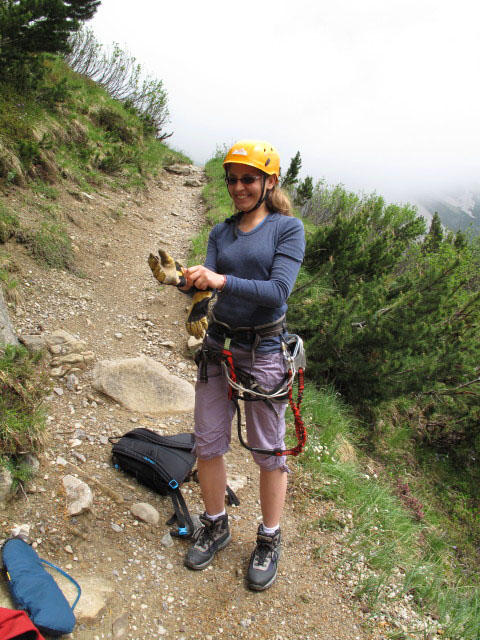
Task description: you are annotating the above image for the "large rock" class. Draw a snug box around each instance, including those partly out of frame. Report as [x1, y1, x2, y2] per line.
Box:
[164, 164, 191, 175]
[0, 287, 18, 346]
[54, 574, 115, 623]
[91, 356, 195, 415]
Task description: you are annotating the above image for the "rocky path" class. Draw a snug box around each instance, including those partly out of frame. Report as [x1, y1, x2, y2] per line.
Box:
[1, 168, 370, 639]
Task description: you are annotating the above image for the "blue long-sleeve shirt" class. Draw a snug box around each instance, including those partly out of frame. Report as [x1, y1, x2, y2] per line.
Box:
[205, 212, 305, 351]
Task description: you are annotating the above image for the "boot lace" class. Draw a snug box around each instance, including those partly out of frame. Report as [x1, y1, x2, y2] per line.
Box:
[254, 538, 275, 566]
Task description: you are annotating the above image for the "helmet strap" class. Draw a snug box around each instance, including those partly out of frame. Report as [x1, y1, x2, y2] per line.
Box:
[243, 175, 270, 214]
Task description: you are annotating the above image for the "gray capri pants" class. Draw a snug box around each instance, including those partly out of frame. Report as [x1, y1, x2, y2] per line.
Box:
[194, 339, 288, 472]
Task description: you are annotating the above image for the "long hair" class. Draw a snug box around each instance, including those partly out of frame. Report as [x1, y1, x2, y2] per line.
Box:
[266, 183, 293, 216]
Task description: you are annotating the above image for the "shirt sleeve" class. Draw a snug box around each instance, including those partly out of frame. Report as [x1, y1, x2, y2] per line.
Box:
[222, 218, 305, 307]
[204, 226, 219, 272]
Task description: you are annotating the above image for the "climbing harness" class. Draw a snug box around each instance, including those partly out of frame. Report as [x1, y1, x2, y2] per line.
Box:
[196, 317, 307, 457]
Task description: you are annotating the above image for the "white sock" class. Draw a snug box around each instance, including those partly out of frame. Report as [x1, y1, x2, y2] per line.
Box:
[261, 523, 279, 535]
[206, 510, 226, 521]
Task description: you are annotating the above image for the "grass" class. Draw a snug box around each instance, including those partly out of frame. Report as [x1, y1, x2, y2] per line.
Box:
[22, 220, 75, 270]
[200, 148, 480, 639]
[0, 344, 48, 484]
[292, 386, 480, 638]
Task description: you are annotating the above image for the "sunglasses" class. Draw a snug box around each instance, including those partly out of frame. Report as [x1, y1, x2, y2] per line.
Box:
[225, 175, 262, 186]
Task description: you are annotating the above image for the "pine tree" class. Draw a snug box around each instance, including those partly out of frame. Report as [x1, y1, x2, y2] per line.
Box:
[0, 0, 100, 86]
[423, 211, 444, 253]
[288, 184, 480, 438]
[281, 151, 301, 189]
[295, 175, 313, 206]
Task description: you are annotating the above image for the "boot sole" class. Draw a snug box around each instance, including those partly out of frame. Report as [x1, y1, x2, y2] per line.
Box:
[184, 534, 231, 571]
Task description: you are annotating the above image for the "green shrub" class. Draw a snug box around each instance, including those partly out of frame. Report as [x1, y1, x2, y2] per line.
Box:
[0, 345, 47, 458]
[95, 106, 138, 144]
[0, 203, 20, 243]
[96, 145, 140, 174]
[16, 139, 41, 169]
[22, 221, 74, 269]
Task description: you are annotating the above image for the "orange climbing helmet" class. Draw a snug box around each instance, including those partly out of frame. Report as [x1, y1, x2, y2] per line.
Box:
[223, 140, 280, 179]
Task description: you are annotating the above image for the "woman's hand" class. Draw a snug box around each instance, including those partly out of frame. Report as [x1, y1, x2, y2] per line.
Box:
[185, 265, 225, 291]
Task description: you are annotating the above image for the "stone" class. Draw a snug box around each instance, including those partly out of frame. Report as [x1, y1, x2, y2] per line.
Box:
[160, 533, 174, 547]
[112, 612, 129, 638]
[187, 335, 203, 353]
[22, 453, 40, 473]
[91, 356, 195, 415]
[50, 365, 69, 377]
[66, 374, 79, 390]
[19, 335, 46, 352]
[165, 164, 191, 176]
[57, 575, 115, 623]
[51, 353, 85, 366]
[0, 287, 19, 346]
[0, 467, 14, 505]
[10, 523, 30, 542]
[183, 179, 202, 187]
[130, 503, 160, 526]
[227, 474, 248, 494]
[44, 329, 87, 355]
[63, 475, 94, 515]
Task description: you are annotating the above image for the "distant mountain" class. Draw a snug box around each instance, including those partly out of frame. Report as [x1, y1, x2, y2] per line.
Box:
[416, 191, 480, 236]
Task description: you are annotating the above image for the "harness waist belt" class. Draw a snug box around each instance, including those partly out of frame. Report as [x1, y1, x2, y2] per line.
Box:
[208, 312, 286, 347]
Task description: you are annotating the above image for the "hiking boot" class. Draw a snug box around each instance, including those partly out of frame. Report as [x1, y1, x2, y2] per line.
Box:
[184, 513, 231, 570]
[247, 525, 282, 591]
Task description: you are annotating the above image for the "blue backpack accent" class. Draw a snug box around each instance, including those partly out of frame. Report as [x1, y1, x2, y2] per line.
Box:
[1, 537, 81, 636]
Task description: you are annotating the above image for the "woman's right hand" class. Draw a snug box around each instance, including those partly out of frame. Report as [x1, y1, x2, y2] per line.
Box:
[185, 265, 225, 291]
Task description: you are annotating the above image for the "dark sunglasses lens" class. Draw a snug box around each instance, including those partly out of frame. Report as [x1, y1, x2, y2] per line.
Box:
[226, 176, 257, 185]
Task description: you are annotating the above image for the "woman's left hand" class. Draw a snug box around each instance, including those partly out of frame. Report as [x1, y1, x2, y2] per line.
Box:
[185, 265, 224, 291]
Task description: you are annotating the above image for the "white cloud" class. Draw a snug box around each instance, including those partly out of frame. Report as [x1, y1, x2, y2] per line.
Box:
[90, 0, 480, 200]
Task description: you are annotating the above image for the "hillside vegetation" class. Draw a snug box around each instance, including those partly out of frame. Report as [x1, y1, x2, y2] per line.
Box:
[0, 6, 189, 485]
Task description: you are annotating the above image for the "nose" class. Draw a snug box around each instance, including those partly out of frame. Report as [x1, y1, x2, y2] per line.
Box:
[232, 179, 246, 193]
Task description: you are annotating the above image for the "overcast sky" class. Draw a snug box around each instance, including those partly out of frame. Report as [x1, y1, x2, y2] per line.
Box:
[90, 0, 480, 202]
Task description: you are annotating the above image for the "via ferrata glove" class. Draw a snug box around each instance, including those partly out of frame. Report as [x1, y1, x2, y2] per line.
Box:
[186, 290, 215, 339]
[148, 249, 186, 287]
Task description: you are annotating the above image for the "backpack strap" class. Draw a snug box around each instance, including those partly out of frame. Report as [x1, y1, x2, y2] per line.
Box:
[226, 485, 240, 507]
[39, 559, 82, 610]
[165, 484, 195, 539]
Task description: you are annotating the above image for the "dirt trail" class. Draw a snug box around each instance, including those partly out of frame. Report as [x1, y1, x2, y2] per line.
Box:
[4, 168, 371, 640]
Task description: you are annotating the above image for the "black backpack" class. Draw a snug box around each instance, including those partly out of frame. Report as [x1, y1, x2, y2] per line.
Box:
[110, 428, 239, 538]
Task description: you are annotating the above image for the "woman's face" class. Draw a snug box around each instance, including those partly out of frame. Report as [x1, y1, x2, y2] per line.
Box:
[226, 163, 276, 213]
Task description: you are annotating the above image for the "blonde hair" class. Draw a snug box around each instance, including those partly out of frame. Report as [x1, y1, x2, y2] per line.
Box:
[266, 183, 293, 216]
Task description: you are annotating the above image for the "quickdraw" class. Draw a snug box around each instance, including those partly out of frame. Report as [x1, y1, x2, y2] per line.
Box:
[197, 330, 307, 457]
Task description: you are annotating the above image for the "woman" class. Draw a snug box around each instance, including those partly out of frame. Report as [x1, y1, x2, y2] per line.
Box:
[184, 140, 305, 591]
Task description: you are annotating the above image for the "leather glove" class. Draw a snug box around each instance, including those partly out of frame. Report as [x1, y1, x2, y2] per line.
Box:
[186, 290, 215, 339]
[148, 249, 186, 287]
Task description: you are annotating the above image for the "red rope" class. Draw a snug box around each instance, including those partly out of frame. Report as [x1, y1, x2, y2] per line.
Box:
[279, 368, 307, 456]
[222, 349, 307, 457]
[222, 348, 236, 400]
